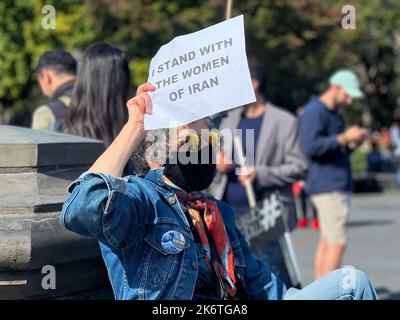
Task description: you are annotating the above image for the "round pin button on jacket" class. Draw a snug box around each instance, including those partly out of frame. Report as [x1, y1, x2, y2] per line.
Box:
[167, 196, 177, 205]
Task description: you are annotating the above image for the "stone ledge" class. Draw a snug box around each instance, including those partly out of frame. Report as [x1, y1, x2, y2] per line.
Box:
[0, 126, 104, 168]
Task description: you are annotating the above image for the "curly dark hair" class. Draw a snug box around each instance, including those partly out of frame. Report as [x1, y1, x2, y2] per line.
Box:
[130, 129, 170, 176]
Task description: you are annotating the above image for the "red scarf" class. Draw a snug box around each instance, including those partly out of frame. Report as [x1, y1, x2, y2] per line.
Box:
[174, 189, 237, 298]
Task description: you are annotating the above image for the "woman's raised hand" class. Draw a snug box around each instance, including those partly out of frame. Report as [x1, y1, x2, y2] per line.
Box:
[126, 82, 156, 126]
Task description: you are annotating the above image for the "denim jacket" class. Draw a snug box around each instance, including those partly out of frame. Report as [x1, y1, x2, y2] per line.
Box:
[60, 168, 287, 300]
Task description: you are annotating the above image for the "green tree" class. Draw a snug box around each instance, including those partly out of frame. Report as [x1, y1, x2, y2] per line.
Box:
[235, 0, 342, 110]
[85, 0, 226, 86]
[0, 0, 96, 125]
[338, 0, 400, 128]
[1, 0, 399, 129]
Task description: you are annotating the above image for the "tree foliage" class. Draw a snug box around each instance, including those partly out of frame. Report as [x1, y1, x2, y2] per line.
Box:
[0, 0, 399, 128]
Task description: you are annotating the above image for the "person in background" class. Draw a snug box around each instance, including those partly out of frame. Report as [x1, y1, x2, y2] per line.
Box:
[32, 50, 76, 131]
[379, 127, 392, 150]
[60, 42, 130, 147]
[293, 180, 319, 230]
[210, 57, 307, 285]
[389, 122, 400, 187]
[389, 122, 400, 148]
[299, 69, 368, 279]
[395, 149, 400, 188]
[212, 57, 307, 226]
[367, 135, 382, 173]
[0, 105, 6, 125]
[294, 106, 319, 230]
[378, 127, 395, 172]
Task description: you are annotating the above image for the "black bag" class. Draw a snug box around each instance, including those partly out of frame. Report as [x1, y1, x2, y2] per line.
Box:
[236, 191, 302, 288]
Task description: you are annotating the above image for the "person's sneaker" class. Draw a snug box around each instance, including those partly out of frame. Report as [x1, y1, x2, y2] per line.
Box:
[297, 218, 308, 229]
[311, 218, 320, 230]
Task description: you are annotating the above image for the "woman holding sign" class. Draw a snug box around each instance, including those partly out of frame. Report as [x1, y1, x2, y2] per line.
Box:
[60, 83, 377, 300]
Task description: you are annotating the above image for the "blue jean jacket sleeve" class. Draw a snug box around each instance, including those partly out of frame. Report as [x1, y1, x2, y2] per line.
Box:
[236, 226, 288, 300]
[60, 172, 148, 249]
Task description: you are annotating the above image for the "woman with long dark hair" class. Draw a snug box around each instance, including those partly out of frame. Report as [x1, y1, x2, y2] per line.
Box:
[61, 43, 130, 146]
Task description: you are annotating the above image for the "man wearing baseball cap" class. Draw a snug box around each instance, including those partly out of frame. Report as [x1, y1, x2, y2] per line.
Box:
[299, 69, 368, 279]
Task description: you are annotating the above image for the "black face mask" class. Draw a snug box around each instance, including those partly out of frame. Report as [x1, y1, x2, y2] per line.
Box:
[163, 145, 216, 192]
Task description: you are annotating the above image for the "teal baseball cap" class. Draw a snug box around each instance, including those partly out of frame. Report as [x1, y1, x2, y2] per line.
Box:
[329, 69, 364, 99]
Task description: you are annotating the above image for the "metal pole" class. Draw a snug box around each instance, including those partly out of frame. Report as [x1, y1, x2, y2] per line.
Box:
[225, 0, 233, 20]
[233, 134, 257, 208]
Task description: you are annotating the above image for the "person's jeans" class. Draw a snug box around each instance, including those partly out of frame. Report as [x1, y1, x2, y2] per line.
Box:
[284, 267, 378, 300]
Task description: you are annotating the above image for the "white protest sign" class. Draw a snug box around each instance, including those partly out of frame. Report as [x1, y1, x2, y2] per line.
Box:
[145, 15, 256, 130]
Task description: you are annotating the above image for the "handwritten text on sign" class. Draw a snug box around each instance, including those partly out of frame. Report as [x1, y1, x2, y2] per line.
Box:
[145, 15, 255, 130]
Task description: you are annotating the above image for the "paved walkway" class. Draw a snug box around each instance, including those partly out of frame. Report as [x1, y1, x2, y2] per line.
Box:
[291, 191, 400, 300]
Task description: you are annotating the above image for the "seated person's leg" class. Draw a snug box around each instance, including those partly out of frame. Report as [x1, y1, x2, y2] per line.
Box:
[284, 267, 378, 300]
